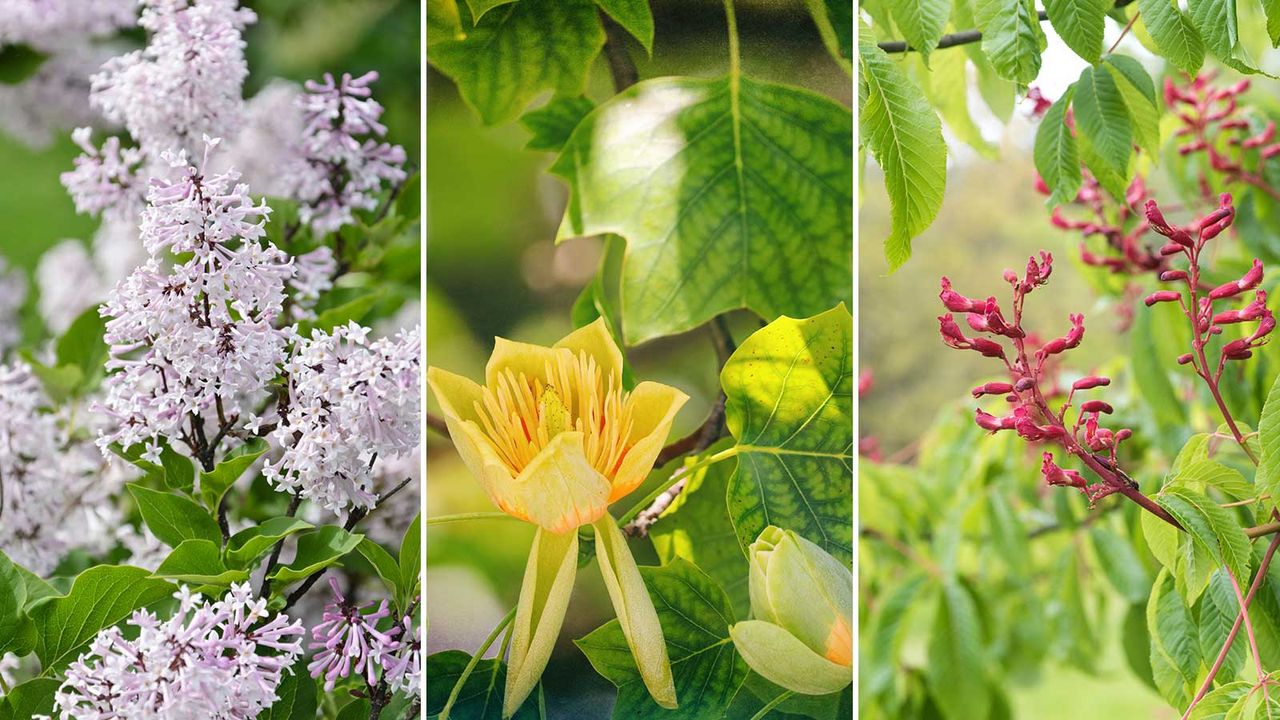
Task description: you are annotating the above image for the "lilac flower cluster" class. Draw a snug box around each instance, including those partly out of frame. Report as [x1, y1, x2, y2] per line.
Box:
[263, 323, 420, 512]
[0, 363, 124, 574]
[47, 584, 304, 719]
[96, 140, 293, 460]
[308, 578, 420, 693]
[288, 246, 338, 321]
[0, 0, 135, 48]
[63, 0, 255, 220]
[0, 257, 27, 356]
[288, 71, 407, 233]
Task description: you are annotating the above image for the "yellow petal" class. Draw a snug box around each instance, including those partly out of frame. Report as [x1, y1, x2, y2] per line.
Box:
[511, 432, 611, 533]
[485, 336, 563, 388]
[506, 529, 578, 718]
[593, 517, 678, 709]
[609, 382, 688, 501]
[426, 366, 486, 425]
[553, 318, 625, 381]
[729, 620, 852, 696]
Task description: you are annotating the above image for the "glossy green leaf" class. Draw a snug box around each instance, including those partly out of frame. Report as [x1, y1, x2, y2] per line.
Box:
[1197, 569, 1246, 683]
[576, 558, 747, 720]
[1258, 372, 1280, 509]
[1188, 680, 1251, 720]
[1187, 0, 1240, 63]
[199, 439, 267, 513]
[859, 22, 945, 269]
[267, 526, 364, 585]
[152, 540, 248, 586]
[400, 513, 421, 607]
[1033, 87, 1081, 206]
[425, 651, 538, 719]
[554, 73, 852, 341]
[357, 538, 403, 601]
[722, 306, 853, 564]
[30, 565, 173, 672]
[887, 0, 951, 61]
[0, 552, 24, 655]
[430, 0, 605, 125]
[0, 678, 58, 720]
[296, 291, 380, 337]
[54, 305, 107, 384]
[0, 45, 47, 85]
[224, 516, 314, 569]
[1139, 0, 1205, 74]
[258, 664, 318, 720]
[127, 484, 222, 548]
[974, 0, 1044, 84]
[1103, 54, 1160, 159]
[1044, 0, 1106, 63]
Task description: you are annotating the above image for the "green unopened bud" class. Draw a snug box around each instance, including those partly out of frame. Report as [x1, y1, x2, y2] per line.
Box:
[731, 526, 852, 696]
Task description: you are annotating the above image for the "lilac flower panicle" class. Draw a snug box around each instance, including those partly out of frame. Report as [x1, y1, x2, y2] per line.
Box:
[96, 139, 294, 456]
[288, 71, 407, 233]
[0, 0, 135, 47]
[61, 127, 146, 222]
[380, 613, 422, 694]
[49, 583, 304, 719]
[308, 577, 402, 691]
[263, 323, 421, 512]
[288, 246, 337, 320]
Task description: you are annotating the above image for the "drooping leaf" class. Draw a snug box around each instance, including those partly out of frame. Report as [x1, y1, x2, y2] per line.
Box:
[1258, 372, 1280, 509]
[1091, 526, 1151, 604]
[576, 559, 747, 719]
[1044, 0, 1106, 63]
[1073, 64, 1133, 179]
[916, 49, 997, 158]
[1156, 487, 1252, 583]
[1103, 54, 1160, 159]
[554, 73, 853, 342]
[430, 0, 605, 125]
[974, 0, 1044, 84]
[29, 565, 173, 673]
[1139, 0, 1205, 74]
[722, 306, 853, 564]
[127, 484, 223, 549]
[859, 22, 945, 270]
[594, 0, 654, 54]
[1187, 0, 1241, 65]
[1197, 569, 1246, 683]
[1147, 568, 1201, 708]
[1033, 86, 1082, 206]
[804, 0, 854, 72]
[887, 0, 951, 61]
[926, 580, 990, 720]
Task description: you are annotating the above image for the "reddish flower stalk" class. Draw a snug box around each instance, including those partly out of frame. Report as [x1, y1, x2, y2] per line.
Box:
[1166, 73, 1280, 204]
[1144, 193, 1271, 464]
[1038, 171, 1169, 277]
[937, 256, 1181, 529]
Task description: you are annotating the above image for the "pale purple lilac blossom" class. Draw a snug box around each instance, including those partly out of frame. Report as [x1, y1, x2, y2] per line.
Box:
[0, 257, 26, 357]
[263, 322, 420, 512]
[0, 0, 134, 48]
[49, 583, 304, 719]
[61, 127, 146, 222]
[308, 577, 401, 692]
[380, 613, 422, 694]
[96, 139, 293, 459]
[288, 71, 406, 234]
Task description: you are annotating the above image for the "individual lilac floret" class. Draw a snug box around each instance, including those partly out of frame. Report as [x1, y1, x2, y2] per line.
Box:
[263, 323, 420, 512]
[308, 577, 402, 691]
[90, 0, 256, 158]
[50, 583, 304, 719]
[96, 138, 293, 460]
[288, 71, 407, 234]
[380, 613, 422, 694]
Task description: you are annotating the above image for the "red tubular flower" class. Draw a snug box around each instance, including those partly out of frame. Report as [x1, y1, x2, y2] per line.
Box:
[1080, 400, 1114, 414]
[1072, 376, 1110, 390]
[1145, 291, 1183, 306]
[1041, 452, 1086, 490]
[1037, 314, 1084, 357]
[975, 409, 1015, 433]
[972, 382, 1015, 398]
[939, 277, 986, 313]
[1209, 258, 1264, 299]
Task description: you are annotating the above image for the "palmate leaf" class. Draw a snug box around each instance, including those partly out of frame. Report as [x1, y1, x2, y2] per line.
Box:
[576, 559, 747, 719]
[429, 0, 605, 125]
[721, 306, 853, 565]
[553, 74, 852, 343]
[1139, 0, 1205, 74]
[1147, 568, 1200, 708]
[859, 22, 945, 269]
[1033, 86, 1081, 206]
[1198, 569, 1246, 683]
[594, 0, 654, 54]
[1073, 64, 1132, 180]
[1155, 487, 1252, 584]
[927, 580, 990, 720]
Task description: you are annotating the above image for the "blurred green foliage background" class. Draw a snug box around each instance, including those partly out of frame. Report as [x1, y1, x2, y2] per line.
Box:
[425, 1, 850, 715]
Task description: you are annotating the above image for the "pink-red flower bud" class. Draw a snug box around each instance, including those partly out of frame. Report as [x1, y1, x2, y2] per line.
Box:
[972, 382, 1015, 398]
[939, 277, 987, 313]
[1041, 453, 1086, 489]
[1177, 353, 1194, 365]
[1209, 258, 1263, 299]
[975, 409, 1015, 433]
[1159, 270, 1188, 282]
[1014, 377, 1036, 393]
[1080, 400, 1114, 414]
[1145, 291, 1182, 306]
[1072, 376, 1110, 390]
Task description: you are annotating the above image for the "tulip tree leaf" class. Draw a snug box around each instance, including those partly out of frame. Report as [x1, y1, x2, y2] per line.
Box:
[429, 0, 605, 125]
[29, 565, 174, 673]
[425, 651, 539, 719]
[576, 559, 748, 719]
[520, 96, 595, 152]
[859, 22, 946, 270]
[722, 305, 854, 565]
[594, 0, 654, 54]
[650, 444, 750, 618]
[553, 74, 852, 343]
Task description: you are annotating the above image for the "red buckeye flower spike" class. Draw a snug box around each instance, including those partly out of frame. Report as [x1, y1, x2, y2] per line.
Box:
[1165, 73, 1280, 203]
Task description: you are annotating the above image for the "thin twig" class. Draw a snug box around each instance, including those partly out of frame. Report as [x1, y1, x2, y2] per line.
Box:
[1108, 10, 1140, 55]
[258, 494, 304, 598]
[877, 0, 1136, 54]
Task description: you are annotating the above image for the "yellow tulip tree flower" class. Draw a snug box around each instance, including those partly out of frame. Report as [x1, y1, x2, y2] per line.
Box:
[427, 318, 687, 717]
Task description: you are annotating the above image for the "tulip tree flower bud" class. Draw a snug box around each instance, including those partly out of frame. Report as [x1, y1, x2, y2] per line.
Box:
[729, 527, 852, 696]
